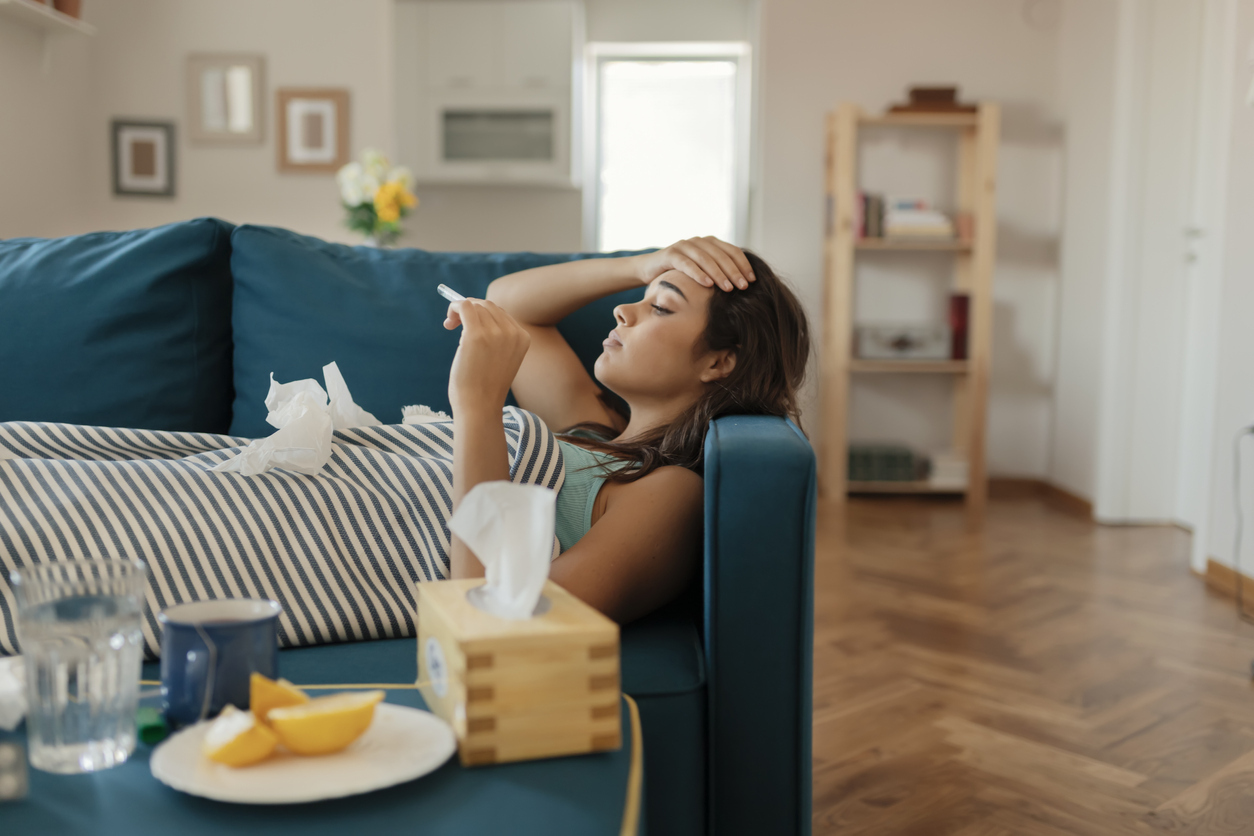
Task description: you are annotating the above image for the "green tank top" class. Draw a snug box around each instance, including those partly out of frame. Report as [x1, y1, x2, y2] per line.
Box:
[554, 431, 631, 553]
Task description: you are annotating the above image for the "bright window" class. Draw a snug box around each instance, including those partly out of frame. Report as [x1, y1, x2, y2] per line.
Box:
[586, 43, 750, 252]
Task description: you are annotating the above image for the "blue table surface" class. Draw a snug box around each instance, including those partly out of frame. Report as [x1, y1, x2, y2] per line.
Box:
[0, 639, 638, 836]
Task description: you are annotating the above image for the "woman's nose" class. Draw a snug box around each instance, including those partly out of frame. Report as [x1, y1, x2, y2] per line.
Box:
[613, 304, 629, 326]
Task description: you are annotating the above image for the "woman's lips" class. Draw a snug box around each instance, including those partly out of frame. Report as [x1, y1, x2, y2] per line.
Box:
[603, 329, 623, 348]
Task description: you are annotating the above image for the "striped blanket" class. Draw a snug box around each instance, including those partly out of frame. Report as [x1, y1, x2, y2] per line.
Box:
[0, 407, 564, 657]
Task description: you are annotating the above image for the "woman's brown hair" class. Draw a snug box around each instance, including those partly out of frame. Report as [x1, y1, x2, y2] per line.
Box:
[560, 250, 811, 482]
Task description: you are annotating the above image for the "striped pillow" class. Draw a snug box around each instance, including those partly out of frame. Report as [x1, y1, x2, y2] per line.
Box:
[0, 408, 564, 657]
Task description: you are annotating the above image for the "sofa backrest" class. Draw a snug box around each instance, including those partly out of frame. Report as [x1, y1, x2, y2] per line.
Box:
[229, 224, 644, 438]
[0, 218, 235, 433]
[0, 218, 645, 438]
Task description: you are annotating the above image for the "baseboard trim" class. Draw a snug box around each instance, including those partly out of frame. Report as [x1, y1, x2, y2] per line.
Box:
[987, 478, 1093, 520]
[1200, 557, 1254, 601]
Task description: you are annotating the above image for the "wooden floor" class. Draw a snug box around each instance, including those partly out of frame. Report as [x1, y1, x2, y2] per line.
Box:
[812, 496, 1254, 835]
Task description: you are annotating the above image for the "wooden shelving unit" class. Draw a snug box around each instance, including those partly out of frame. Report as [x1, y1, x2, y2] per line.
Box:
[0, 0, 95, 35]
[820, 102, 999, 515]
[0, 0, 95, 74]
[855, 238, 972, 252]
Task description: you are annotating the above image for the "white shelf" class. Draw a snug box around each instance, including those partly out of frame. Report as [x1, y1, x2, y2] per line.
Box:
[0, 0, 95, 36]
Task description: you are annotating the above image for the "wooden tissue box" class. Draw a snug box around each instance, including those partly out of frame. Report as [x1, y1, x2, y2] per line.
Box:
[416, 578, 621, 766]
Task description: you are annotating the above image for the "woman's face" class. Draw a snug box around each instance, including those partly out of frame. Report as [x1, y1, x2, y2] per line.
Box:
[594, 270, 723, 407]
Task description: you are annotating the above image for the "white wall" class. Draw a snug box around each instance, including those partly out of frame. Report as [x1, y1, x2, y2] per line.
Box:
[0, 17, 93, 238]
[76, 0, 396, 243]
[1048, 0, 1119, 501]
[756, 0, 1063, 476]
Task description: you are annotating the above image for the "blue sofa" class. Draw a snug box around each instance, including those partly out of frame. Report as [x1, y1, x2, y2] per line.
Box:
[0, 218, 815, 835]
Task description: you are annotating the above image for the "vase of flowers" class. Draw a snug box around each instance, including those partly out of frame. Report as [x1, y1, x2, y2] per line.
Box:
[336, 149, 418, 247]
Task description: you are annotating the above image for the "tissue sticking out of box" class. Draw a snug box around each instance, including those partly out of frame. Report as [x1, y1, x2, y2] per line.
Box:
[449, 482, 558, 620]
[213, 361, 380, 476]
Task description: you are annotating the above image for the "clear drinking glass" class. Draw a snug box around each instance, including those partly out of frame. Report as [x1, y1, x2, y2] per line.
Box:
[11, 559, 147, 774]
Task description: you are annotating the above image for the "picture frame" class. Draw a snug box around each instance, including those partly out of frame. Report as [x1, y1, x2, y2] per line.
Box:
[186, 53, 265, 144]
[276, 88, 350, 173]
[111, 120, 176, 197]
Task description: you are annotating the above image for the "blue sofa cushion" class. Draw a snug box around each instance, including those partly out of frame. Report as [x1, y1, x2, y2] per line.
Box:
[0, 218, 235, 433]
[620, 592, 705, 695]
[228, 225, 644, 438]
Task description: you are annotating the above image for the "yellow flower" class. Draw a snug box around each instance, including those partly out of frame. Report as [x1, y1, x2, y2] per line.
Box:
[374, 183, 399, 223]
[373, 180, 417, 225]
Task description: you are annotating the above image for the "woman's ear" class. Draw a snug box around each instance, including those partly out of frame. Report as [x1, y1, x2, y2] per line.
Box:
[699, 349, 737, 384]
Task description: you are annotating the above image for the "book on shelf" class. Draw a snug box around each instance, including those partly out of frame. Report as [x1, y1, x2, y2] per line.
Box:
[858, 191, 886, 238]
[848, 444, 928, 483]
[856, 194, 955, 240]
[885, 198, 954, 238]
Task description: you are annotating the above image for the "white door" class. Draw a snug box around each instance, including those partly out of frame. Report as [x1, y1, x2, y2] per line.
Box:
[1096, 0, 1205, 522]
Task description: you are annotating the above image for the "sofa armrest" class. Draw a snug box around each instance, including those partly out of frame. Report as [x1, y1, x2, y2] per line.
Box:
[703, 415, 816, 836]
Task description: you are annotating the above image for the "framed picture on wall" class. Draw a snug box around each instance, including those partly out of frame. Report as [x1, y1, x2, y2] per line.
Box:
[276, 88, 350, 173]
[111, 120, 176, 197]
[187, 53, 265, 144]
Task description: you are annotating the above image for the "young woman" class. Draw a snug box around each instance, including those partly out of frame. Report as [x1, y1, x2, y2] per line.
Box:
[444, 236, 810, 624]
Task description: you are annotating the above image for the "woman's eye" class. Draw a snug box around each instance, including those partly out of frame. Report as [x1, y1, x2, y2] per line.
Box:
[651, 304, 673, 315]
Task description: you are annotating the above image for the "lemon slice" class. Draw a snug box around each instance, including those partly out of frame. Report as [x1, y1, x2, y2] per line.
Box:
[202, 705, 279, 767]
[267, 690, 385, 756]
[250, 673, 309, 726]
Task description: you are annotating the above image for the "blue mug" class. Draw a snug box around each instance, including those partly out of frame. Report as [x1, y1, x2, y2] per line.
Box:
[158, 599, 282, 727]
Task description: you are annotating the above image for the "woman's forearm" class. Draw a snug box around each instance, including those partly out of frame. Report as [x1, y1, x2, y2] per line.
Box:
[485, 255, 645, 326]
[449, 406, 512, 578]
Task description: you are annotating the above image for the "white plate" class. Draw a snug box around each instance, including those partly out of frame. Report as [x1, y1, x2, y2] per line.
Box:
[150, 703, 457, 804]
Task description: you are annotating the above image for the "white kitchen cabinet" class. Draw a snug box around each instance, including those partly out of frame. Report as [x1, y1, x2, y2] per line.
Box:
[499, 2, 573, 90]
[425, 3, 498, 89]
[410, 0, 581, 186]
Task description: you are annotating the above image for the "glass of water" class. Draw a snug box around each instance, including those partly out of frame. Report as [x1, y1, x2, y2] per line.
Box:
[11, 559, 147, 774]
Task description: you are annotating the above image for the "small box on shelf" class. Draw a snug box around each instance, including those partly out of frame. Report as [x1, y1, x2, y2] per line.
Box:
[855, 325, 950, 361]
[928, 451, 969, 490]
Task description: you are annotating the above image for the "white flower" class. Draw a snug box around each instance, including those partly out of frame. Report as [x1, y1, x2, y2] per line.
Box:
[337, 162, 365, 206]
[387, 165, 414, 191]
[359, 173, 381, 202]
[362, 148, 390, 182]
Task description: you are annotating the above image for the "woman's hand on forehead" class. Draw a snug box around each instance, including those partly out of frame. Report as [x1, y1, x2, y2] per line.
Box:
[634, 237, 755, 293]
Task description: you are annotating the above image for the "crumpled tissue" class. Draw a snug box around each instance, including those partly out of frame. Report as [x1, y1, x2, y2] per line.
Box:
[0, 656, 25, 731]
[449, 482, 558, 620]
[214, 361, 379, 476]
[402, 404, 450, 424]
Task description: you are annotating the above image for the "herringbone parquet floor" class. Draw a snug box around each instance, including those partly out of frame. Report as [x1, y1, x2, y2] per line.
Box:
[813, 496, 1254, 835]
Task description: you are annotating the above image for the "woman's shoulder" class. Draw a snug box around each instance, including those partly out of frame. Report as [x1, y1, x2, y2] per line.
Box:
[613, 464, 702, 499]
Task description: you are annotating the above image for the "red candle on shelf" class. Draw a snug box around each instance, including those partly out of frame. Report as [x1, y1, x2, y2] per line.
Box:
[949, 293, 970, 360]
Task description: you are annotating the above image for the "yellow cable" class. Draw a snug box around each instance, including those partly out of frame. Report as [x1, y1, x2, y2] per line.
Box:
[619, 694, 644, 836]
